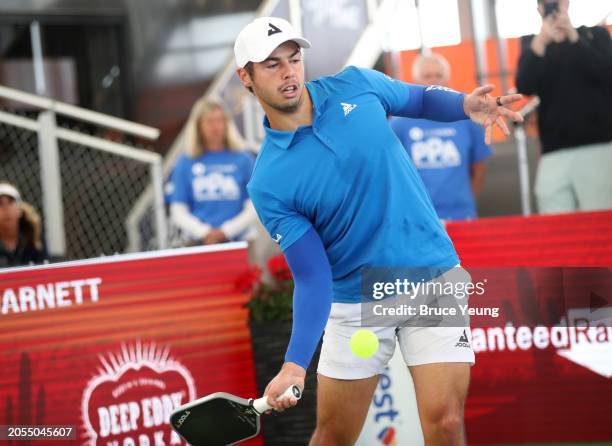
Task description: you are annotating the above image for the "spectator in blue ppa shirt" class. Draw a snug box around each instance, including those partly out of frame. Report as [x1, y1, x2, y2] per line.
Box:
[168, 97, 257, 245]
[391, 53, 493, 221]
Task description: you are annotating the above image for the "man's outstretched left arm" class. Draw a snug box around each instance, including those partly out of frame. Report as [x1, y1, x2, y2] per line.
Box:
[356, 66, 523, 144]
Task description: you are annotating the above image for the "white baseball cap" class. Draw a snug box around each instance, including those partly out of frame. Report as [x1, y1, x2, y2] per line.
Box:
[234, 17, 311, 68]
[0, 183, 21, 202]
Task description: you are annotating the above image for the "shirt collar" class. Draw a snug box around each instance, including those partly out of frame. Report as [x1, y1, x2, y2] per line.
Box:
[262, 81, 330, 151]
[262, 116, 296, 151]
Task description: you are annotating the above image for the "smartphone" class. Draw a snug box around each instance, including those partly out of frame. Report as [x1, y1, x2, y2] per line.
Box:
[543, 1, 559, 17]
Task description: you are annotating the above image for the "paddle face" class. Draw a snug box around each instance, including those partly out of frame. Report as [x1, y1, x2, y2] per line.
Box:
[170, 392, 260, 446]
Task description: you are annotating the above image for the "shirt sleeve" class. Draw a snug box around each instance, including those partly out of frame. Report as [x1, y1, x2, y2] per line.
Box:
[353, 66, 413, 114]
[248, 185, 312, 251]
[169, 155, 192, 206]
[354, 66, 467, 122]
[170, 202, 211, 238]
[467, 121, 493, 164]
[238, 152, 256, 201]
[220, 199, 257, 240]
[241, 152, 256, 185]
[389, 117, 409, 147]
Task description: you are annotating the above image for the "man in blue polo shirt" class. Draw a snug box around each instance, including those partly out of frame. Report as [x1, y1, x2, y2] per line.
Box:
[234, 16, 522, 445]
[391, 53, 492, 221]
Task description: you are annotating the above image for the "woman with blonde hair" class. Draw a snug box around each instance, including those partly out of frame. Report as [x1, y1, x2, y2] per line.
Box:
[168, 97, 257, 244]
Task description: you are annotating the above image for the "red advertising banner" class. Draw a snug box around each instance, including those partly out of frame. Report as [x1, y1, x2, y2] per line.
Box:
[0, 243, 262, 446]
[447, 211, 612, 444]
[463, 267, 612, 443]
[2, 210, 612, 445]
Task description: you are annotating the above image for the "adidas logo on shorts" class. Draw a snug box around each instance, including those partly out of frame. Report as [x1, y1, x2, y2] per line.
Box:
[455, 330, 470, 348]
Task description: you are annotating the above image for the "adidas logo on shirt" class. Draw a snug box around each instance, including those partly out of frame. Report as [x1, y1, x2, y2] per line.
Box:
[455, 330, 470, 348]
[341, 102, 357, 117]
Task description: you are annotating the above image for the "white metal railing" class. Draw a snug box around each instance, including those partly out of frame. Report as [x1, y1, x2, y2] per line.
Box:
[0, 85, 160, 140]
[513, 96, 541, 216]
[0, 84, 166, 258]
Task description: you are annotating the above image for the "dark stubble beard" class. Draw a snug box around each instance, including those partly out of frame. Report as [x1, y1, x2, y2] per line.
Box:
[263, 87, 303, 114]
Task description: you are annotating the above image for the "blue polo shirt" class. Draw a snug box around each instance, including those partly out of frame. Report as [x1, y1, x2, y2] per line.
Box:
[248, 66, 461, 304]
[391, 118, 492, 220]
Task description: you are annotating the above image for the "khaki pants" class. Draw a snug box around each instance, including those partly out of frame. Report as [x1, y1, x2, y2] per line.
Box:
[535, 141, 612, 214]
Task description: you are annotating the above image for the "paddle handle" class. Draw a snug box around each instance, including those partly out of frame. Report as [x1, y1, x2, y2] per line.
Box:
[252, 385, 302, 414]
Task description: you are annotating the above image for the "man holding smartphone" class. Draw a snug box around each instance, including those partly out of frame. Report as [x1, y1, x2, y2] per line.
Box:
[516, 0, 612, 214]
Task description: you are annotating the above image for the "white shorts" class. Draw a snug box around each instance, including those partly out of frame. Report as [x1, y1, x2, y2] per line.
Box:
[317, 302, 476, 380]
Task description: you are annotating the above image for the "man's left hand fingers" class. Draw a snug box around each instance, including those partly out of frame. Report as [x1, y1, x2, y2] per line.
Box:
[496, 93, 523, 106]
[500, 107, 524, 123]
[496, 116, 510, 136]
[274, 396, 297, 411]
[484, 121, 493, 145]
[473, 84, 495, 98]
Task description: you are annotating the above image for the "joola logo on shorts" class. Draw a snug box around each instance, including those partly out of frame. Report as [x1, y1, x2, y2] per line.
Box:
[455, 330, 470, 348]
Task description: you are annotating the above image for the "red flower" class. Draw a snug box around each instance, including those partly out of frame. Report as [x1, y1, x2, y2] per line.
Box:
[267, 254, 292, 281]
[234, 265, 263, 292]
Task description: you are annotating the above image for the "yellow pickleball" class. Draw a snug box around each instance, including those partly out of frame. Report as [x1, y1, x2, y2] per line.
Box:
[349, 329, 379, 358]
